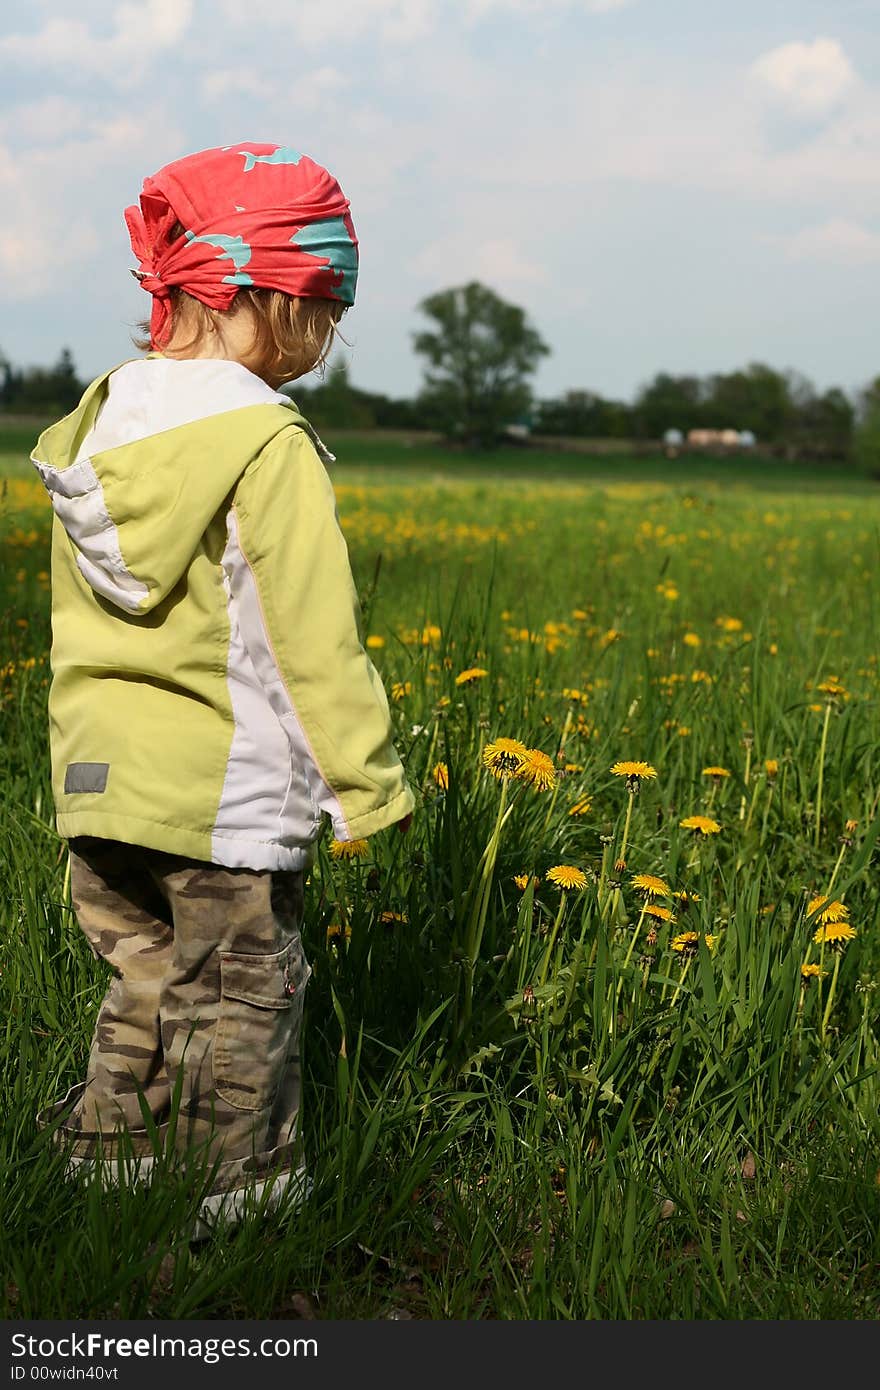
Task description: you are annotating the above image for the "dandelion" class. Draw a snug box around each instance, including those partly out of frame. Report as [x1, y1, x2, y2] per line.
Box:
[683, 632, 701, 648]
[671, 931, 717, 956]
[673, 889, 702, 906]
[611, 760, 657, 782]
[366, 635, 386, 649]
[379, 910, 409, 925]
[701, 766, 730, 779]
[391, 681, 412, 701]
[644, 903, 675, 922]
[514, 873, 541, 891]
[326, 921, 352, 942]
[812, 921, 856, 947]
[432, 762, 449, 790]
[801, 963, 826, 982]
[330, 838, 370, 860]
[456, 667, 488, 686]
[817, 676, 849, 700]
[807, 896, 849, 925]
[568, 796, 593, 816]
[546, 865, 588, 891]
[516, 748, 556, 792]
[679, 815, 721, 835]
[765, 759, 778, 778]
[631, 873, 670, 898]
[482, 737, 528, 779]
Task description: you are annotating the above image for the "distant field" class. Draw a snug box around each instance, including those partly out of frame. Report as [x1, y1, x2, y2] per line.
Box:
[3, 415, 877, 494]
[2, 413, 880, 1319]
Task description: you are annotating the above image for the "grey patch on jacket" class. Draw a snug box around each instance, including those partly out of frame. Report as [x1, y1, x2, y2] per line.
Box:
[64, 763, 110, 794]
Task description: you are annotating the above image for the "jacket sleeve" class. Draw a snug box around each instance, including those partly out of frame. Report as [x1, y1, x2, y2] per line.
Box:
[228, 424, 415, 841]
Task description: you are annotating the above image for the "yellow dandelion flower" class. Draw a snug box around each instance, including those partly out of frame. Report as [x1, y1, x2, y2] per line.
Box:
[421, 624, 442, 646]
[482, 737, 528, 779]
[546, 865, 588, 891]
[679, 815, 721, 835]
[765, 759, 778, 778]
[568, 796, 593, 816]
[456, 667, 489, 686]
[329, 838, 370, 860]
[673, 889, 701, 905]
[391, 681, 412, 701]
[812, 921, 857, 946]
[514, 873, 541, 891]
[432, 762, 449, 790]
[631, 873, 671, 897]
[565, 762, 584, 774]
[644, 903, 675, 922]
[326, 921, 352, 942]
[683, 632, 701, 648]
[817, 676, 849, 699]
[701, 766, 730, 778]
[610, 761, 657, 780]
[807, 896, 850, 924]
[845, 819, 858, 835]
[379, 910, 409, 925]
[671, 931, 717, 955]
[366, 635, 386, 649]
[517, 748, 557, 792]
[800, 962, 826, 981]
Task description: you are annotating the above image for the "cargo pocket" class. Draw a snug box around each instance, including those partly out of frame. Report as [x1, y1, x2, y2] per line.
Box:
[213, 936, 310, 1113]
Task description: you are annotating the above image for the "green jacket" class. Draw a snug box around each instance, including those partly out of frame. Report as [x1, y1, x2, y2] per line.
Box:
[31, 356, 414, 871]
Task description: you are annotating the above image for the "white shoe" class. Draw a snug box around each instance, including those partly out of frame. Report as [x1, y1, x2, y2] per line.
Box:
[193, 1163, 311, 1240]
[64, 1152, 157, 1188]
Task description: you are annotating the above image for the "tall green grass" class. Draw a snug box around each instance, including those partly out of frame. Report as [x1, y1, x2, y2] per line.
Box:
[2, 450, 879, 1319]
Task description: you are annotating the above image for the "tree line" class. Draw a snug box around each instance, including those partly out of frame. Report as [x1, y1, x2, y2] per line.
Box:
[3, 282, 878, 466]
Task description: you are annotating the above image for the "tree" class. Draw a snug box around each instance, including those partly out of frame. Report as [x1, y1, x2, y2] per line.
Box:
[412, 282, 550, 447]
[633, 373, 706, 438]
[853, 374, 880, 477]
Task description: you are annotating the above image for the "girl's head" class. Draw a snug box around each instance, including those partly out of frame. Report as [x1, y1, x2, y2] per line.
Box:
[126, 143, 357, 387]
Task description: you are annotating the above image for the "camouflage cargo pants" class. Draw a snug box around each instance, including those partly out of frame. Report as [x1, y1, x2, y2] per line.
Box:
[42, 836, 311, 1191]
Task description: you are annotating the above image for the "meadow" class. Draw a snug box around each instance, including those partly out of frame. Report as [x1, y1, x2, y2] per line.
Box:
[2, 425, 879, 1320]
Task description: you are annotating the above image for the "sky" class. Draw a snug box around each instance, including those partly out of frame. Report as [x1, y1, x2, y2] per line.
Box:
[2, 0, 880, 404]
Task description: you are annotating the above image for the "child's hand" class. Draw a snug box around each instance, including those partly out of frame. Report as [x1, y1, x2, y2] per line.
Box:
[397, 813, 413, 834]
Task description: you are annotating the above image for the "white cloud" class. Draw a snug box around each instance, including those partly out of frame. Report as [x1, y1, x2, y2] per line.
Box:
[467, 0, 630, 15]
[218, 0, 436, 44]
[410, 234, 549, 292]
[201, 65, 347, 106]
[218, 0, 631, 42]
[749, 37, 856, 119]
[0, 103, 184, 300]
[0, 0, 193, 82]
[784, 218, 880, 265]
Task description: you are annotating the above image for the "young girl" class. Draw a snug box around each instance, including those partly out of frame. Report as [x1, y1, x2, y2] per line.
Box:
[32, 143, 415, 1227]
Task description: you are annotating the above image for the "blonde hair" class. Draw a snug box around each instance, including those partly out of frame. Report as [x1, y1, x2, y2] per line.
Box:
[135, 287, 347, 388]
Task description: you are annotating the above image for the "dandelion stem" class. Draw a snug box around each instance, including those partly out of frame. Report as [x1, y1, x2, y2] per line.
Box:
[825, 841, 847, 898]
[669, 956, 692, 1008]
[814, 700, 832, 850]
[820, 952, 841, 1042]
[538, 895, 568, 988]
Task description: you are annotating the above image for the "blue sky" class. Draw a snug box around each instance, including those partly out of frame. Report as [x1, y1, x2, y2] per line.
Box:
[2, 0, 880, 404]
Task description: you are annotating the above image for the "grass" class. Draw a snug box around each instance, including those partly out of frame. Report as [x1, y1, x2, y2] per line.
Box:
[2, 419, 880, 1319]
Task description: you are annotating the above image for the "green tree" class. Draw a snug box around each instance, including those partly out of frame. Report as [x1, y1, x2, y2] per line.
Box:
[853, 374, 880, 476]
[412, 282, 549, 446]
[633, 373, 706, 438]
[705, 363, 793, 441]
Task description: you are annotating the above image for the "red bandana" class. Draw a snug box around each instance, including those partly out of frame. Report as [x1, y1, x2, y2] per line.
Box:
[124, 143, 359, 348]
